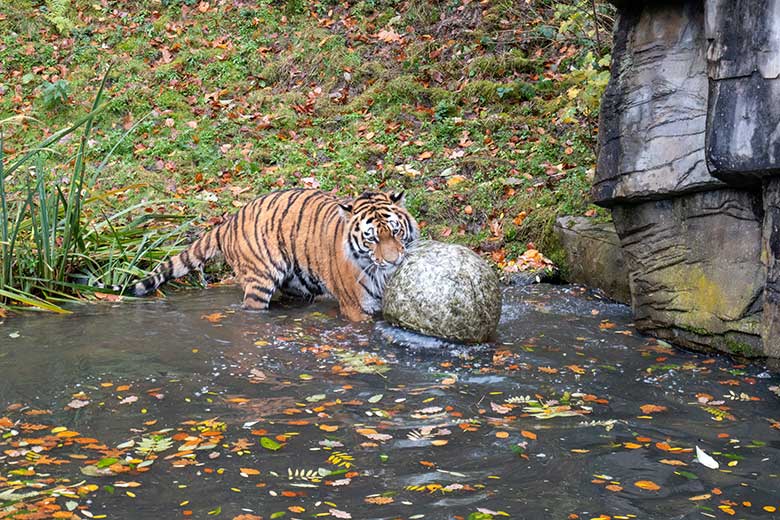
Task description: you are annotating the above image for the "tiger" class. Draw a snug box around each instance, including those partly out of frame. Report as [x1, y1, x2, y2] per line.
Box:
[129, 189, 419, 321]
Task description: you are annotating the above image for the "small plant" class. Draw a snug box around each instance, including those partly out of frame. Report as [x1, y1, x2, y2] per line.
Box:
[40, 79, 70, 111]
[44, 0, 74, 34]
[433, 98, 457, 121]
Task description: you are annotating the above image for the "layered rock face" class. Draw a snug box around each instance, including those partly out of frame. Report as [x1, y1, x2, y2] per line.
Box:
[594, 0, 780, 358]
[554, 216, 630, 303]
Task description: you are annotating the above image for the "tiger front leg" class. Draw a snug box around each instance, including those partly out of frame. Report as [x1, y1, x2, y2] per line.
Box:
[339, 302, 371, 322]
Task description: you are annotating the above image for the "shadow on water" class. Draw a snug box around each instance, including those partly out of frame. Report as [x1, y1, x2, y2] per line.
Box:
[1, 284, 779, 519]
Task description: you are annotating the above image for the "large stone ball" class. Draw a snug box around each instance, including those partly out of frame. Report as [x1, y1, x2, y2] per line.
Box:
[382, 240, 502, 343]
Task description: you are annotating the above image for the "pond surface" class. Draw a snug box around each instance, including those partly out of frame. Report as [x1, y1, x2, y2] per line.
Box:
[1, 284, 779, 520]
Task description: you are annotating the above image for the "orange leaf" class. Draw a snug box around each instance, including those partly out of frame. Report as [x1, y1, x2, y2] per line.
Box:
[521, 430, 537, 440]
[319, 424, 339, 432]
[240, 468, 260, 476]
[623, 442, 643, 449]
[605, 484, 623, 492]
[659, 459, 687, 466]
[640, 404, 667, 414]
[365, 496, 394, 504]
[201, 312, 226, 323]
[495, 431, 509, 439]
[634, 480, 661, 491]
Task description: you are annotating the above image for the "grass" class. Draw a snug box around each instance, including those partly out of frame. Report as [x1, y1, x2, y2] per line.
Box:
[0, 0, 615, 311]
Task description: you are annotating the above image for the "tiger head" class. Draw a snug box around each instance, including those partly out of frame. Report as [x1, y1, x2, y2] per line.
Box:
[340, 191, 419, 271]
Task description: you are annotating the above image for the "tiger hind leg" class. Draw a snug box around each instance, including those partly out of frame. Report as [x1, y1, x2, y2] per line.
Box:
[241, 275, 277, 310]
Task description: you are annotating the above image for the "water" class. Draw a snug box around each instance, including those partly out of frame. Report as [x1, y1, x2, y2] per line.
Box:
[1, 284, 779, 519]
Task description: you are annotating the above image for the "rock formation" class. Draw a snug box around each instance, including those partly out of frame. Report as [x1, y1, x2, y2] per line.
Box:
[593, 0, 780, 358]
[554, 216, 630, 303]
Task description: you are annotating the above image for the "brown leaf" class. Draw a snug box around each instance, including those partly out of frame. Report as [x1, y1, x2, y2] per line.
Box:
[375, 28, 402, 43]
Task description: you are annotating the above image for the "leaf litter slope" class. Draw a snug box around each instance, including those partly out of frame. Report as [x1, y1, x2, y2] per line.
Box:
[1, 0, 613, 299]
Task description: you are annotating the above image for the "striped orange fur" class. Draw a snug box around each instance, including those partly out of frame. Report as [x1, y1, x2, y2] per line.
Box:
[131, 189, 419, 321]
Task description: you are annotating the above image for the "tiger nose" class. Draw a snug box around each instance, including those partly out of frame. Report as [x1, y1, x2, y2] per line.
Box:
[389, 249, 405, 266]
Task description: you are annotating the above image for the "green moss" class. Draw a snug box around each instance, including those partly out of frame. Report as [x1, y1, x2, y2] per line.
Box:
[678, 324, 713, 337]
[725, 338, 762, 358]
[469, 50, 540, 78]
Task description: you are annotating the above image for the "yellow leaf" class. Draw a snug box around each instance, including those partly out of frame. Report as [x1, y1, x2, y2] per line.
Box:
[446, 175, 467, 188]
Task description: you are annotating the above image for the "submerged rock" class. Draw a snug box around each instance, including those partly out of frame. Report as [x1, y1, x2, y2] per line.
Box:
[373, 321, 493, 356]
[382, 241, 501, 344]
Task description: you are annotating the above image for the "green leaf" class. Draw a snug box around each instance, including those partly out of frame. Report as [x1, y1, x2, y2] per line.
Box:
[270, 512, 286, 519]
[96, 457, 118, 469]
[261, 437, 282, 451]
[675, 470, 699, 480]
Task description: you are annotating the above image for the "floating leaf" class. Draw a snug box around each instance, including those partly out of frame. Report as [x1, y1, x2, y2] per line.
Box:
[634, 480, 661, 491]
[261, 437, 282, 451]
[639, 404, 667, 414]
[695, 446, 719, 469]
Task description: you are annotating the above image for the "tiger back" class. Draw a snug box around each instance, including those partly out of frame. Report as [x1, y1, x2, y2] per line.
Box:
[130, 189, 419, 321]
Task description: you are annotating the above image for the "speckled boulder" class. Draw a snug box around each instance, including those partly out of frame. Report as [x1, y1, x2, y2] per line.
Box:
[382, 241, 501, 343]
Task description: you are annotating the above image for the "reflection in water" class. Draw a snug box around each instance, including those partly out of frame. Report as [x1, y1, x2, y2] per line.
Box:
[1, 284, 779, 519]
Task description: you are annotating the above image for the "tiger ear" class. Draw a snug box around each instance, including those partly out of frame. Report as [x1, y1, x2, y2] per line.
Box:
[390, 191, 405, 205]
[338, 201, 353, 215]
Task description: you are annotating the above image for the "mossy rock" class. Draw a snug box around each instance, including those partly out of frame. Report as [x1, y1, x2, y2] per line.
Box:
[382, 240, 502, 344]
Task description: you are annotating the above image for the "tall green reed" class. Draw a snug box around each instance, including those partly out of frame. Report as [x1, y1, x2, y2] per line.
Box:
[0, 68, 194, 313]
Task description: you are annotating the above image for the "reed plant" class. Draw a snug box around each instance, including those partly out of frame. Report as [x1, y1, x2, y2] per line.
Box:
[0, 69, 194, 313]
